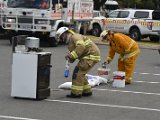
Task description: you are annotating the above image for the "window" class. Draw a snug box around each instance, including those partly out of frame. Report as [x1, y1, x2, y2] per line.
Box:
[134, 11, 149, 18]
[7, 0, 50, 9]
[108, 11, 119, 18]
[117, 11, 129, 18]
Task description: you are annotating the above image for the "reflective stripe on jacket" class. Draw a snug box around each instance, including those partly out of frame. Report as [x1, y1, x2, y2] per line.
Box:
[68, 33, 101, 62]
[83, 55, 101, 61]
[108, 33, 140, 61]
[119, 49, 140, 61]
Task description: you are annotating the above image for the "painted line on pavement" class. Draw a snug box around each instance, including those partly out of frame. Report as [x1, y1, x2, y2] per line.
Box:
[134, 80, 160, 84]
[52, 88, 160, 96]
[93, 88, 160, 96]
[0, 115, 41, 120]
[134, 72, 160, 76]
[45, 99, 160, 112]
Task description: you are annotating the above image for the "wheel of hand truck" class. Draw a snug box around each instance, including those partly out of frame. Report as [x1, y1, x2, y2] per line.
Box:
[48, 37, 58, 47]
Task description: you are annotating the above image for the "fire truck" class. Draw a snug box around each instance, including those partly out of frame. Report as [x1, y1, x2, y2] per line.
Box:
[0, 0, 7, 34]
[1, 0, 93, 46]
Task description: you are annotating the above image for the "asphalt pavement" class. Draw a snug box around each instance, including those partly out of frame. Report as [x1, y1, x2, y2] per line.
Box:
[0, 39, 160, 120]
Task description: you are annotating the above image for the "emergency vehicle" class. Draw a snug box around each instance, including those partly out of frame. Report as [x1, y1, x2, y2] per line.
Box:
[105, 9, 160, 41]
[89, 10, 107, 37]
[1, 0, 94, 46]
[90, 0, 119, 37]
[0, 0, 7, 33]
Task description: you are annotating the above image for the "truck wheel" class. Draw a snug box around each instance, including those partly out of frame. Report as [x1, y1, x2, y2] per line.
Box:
[92, 24, 101, 37]
[149, 36, 159, 42]
[49, 37, 58, 47]
[129, 28, 141, 41]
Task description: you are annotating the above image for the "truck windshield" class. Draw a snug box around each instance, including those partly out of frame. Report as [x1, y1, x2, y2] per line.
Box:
[7, 0, 50, 9]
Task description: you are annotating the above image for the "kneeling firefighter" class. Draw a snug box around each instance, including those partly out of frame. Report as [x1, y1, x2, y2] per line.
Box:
[56, 27, 101, 98]
[100, 30, 140, 85]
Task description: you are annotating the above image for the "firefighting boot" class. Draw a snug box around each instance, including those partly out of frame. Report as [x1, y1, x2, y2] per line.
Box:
[66, 93, 82, 98]
[125, 80, 131, 85]
[82, 92, 92, 97]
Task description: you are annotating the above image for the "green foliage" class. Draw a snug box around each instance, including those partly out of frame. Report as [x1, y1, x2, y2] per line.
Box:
[93, 0, 160, 10]
[117, 0, 157, 9]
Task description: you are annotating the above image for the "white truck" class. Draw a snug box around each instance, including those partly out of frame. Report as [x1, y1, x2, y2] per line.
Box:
[89, 10, 107, 37]
[1, 0, 94, 46]
[105, 9, 160, 42]
[0, 0, 7, 34]
[89, 0, 119, 37]
[90, 9, 160, 42]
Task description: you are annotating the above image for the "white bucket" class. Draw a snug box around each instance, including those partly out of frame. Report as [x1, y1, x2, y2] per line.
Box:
[97, 67, 111, 80]
[112, 71, 125, 88]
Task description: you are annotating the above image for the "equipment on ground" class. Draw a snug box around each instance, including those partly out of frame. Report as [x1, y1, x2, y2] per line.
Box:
[112, 71, 125, 88]
[97, 62, 111, 80]
[11, 35, 52, 100]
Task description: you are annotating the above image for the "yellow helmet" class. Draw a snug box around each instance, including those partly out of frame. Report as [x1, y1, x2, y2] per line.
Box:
[100, 30, 108, 38]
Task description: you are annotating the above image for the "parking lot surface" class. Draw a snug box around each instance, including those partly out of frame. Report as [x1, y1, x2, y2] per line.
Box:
[0, 39, 160, 120]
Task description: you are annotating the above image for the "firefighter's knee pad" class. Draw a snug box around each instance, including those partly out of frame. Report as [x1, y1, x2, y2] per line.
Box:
[72, 66, 79, 80]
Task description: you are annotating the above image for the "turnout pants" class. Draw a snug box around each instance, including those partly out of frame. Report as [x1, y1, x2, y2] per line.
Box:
[118, 54, 139, 83]
[71, 59, 97, 95]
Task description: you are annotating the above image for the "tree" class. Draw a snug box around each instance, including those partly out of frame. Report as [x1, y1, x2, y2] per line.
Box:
[93, 0, 160, 10]
[93, 0, 107, 10]
[117, 0, 142, 8]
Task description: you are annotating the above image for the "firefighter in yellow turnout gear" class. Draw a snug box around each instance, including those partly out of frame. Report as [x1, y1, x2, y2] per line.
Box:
[56, 27, 101, 98]
[100, 30, 140, 85]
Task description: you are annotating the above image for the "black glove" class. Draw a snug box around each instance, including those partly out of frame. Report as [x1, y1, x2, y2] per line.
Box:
[65, 55, 70, 60]
[65, 55, 75, 63]
[101, 61, 107, 68]
[102, 61, 107, 66]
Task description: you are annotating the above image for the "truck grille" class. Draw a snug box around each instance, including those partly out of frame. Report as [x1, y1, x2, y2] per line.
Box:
[18, 18, 32, 23]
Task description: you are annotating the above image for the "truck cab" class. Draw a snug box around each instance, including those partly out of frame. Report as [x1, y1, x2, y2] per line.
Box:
[0, 0, 7, 34]
[1, 0, 94, 46]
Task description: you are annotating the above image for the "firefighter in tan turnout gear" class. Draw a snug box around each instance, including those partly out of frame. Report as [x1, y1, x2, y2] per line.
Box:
[100, 30, 140, 85]
[56, 27, 101, 98]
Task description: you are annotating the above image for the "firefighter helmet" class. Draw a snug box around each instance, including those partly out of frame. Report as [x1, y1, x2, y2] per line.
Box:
[100, 30, 111, 41]
[100, 30, 108, 38]
[56, 27, 69, 39]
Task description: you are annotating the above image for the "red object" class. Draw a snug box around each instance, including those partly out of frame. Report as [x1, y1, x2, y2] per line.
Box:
[40, 2, 49, 8]
[113, 76, 125, 80]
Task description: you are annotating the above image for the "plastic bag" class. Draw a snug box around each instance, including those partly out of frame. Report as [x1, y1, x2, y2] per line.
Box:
[58, 74, 108, 89]
[86, 74, 108, 86]
[58, 82, 72, 90]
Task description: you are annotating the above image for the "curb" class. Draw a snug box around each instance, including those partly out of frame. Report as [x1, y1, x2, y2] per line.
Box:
[95, 42, 160, 50]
